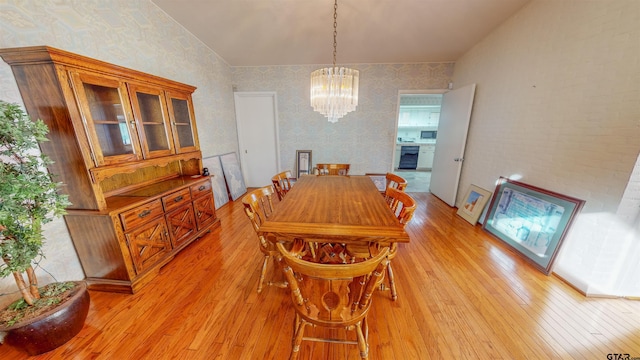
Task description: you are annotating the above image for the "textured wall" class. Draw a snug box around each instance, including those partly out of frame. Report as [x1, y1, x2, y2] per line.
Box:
[452, 0, 640, 296]
[615, 161, 640, 296]
[0, 0, 454, 301]
[0, 0, 237, 302]
[232, 63, 453, 175]
[0, 0, 237, 158]
[3, 0, 635, 300]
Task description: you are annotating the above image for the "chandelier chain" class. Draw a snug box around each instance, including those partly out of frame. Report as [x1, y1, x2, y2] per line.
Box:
[333, 0, 338, 68]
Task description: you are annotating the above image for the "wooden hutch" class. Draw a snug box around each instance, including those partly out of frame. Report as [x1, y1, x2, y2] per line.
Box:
[0, 46, 220, 293]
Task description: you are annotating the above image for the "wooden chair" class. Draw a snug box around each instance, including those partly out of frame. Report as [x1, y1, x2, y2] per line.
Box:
[241, 185, 288, 293]
[314, 163, 350, 176]
[366, 172, 408, 194]
[271, 170, 295, 200]
[276, 239, 390, 360]
[385, 172, 407, 192]
[347, 187, 416, 301]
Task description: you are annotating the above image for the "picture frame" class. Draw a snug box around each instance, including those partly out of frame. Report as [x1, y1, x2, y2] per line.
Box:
[202, 155, 230, 209]
[456, 184, 492, 226]
[483, 177, 585, 275]
[296, 150, 312, 178]
[219, 152, 247, 201]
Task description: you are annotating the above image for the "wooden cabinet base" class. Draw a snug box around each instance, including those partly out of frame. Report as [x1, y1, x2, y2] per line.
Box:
[83, 219, 218, 293]
[65, 177, 220, 294]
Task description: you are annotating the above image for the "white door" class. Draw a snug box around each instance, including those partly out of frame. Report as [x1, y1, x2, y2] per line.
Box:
[234, 92, 280, 187]
[429, 84, 476, 206]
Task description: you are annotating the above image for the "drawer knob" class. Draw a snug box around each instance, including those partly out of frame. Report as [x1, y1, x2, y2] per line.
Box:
[198, 185, 206, 191]
[138, 209, 152, 218]
[174, 195, 183, 202]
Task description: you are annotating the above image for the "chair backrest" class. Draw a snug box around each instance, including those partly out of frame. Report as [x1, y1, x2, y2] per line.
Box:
[315, 163, 350, 175]
[242, 185, 277, 252]
[276, 240, 389, 324]
[271, 170, 294, 200]
[386, 172, 408, 192]
[384, 187, 417, 227]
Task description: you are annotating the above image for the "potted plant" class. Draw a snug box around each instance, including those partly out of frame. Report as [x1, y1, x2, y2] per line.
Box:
[0, 100, 90, 355]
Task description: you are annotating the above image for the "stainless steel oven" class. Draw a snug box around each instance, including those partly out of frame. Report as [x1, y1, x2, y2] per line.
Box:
[399, 146, 419, 170]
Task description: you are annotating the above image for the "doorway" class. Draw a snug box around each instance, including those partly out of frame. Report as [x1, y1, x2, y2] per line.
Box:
[429, 84, 476, 206]
[393, 90, 445, 192]
[234, 92, 280, 187]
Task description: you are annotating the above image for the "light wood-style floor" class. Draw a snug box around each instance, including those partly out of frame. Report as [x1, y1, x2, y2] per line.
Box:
[3, 192, 639, 359]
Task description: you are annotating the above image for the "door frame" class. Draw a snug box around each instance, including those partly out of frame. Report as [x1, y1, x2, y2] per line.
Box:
[234, 91, 281, 187]
[392, 89, 448, 171]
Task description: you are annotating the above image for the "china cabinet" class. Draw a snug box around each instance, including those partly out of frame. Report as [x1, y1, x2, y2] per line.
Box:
[0, 46, 220, 293]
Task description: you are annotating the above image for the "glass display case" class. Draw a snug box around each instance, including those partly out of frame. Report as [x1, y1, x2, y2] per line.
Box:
[71, 71, 142, 166]
[167, 91, 199, 153]
[129, 83, 174, 158]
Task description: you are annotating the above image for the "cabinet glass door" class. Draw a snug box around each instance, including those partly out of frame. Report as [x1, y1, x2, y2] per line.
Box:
[129, 84, 175, 159]
[167, 91, 199, 153]
[71, 71, 142, 166]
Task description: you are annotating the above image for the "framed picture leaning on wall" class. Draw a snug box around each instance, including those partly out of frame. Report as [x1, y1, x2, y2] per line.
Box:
[456, 184, 492, 226]
[219, 152, 247, 201]
[296, 150, 312, 178]
[483, 177, 585, 275]
[202, 155, 230, 209]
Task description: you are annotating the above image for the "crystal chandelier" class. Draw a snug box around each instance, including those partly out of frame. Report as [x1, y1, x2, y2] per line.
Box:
[310, 0, 359, 123]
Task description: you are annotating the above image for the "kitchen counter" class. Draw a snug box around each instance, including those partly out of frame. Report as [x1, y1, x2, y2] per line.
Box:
[395, 142, 436, 170]
[397, 140, 436, 146]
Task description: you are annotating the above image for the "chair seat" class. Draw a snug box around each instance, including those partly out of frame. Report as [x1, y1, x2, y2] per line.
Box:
[346, 242, 397, 260]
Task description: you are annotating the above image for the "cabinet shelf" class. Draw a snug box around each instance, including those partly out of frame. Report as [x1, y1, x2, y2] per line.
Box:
[93, 120, 124, 124]
[90, 151, 202, 183]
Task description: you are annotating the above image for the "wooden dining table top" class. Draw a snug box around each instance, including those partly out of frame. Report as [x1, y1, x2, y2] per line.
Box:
[259, 175, 410, 244]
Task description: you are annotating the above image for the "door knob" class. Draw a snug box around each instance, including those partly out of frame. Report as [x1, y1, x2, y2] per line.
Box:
[454, 158, 464, 162]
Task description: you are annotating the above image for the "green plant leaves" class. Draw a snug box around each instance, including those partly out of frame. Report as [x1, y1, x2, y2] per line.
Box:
[0, 101, 71, 277]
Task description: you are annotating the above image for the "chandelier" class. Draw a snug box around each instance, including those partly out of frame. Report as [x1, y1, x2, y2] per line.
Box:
[310, 0, 359, 123]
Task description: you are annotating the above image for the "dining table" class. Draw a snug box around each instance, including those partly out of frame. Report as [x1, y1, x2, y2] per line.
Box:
[259, 175, 410, 245]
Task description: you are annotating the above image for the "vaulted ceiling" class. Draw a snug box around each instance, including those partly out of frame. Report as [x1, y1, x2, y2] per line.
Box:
[152, 0, 531, 66]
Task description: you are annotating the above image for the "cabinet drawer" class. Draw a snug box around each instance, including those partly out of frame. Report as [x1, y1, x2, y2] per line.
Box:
[165, 203, 196, 248]
[190, 179, 212, 199]
[124, 217, 172, 274]
[193, 193, 216, 230]
[120, 200, 163, 231]
[162, 188, 191, 212]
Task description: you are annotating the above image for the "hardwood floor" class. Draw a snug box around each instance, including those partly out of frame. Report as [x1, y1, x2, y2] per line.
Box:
[2, 192, 639, 359]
